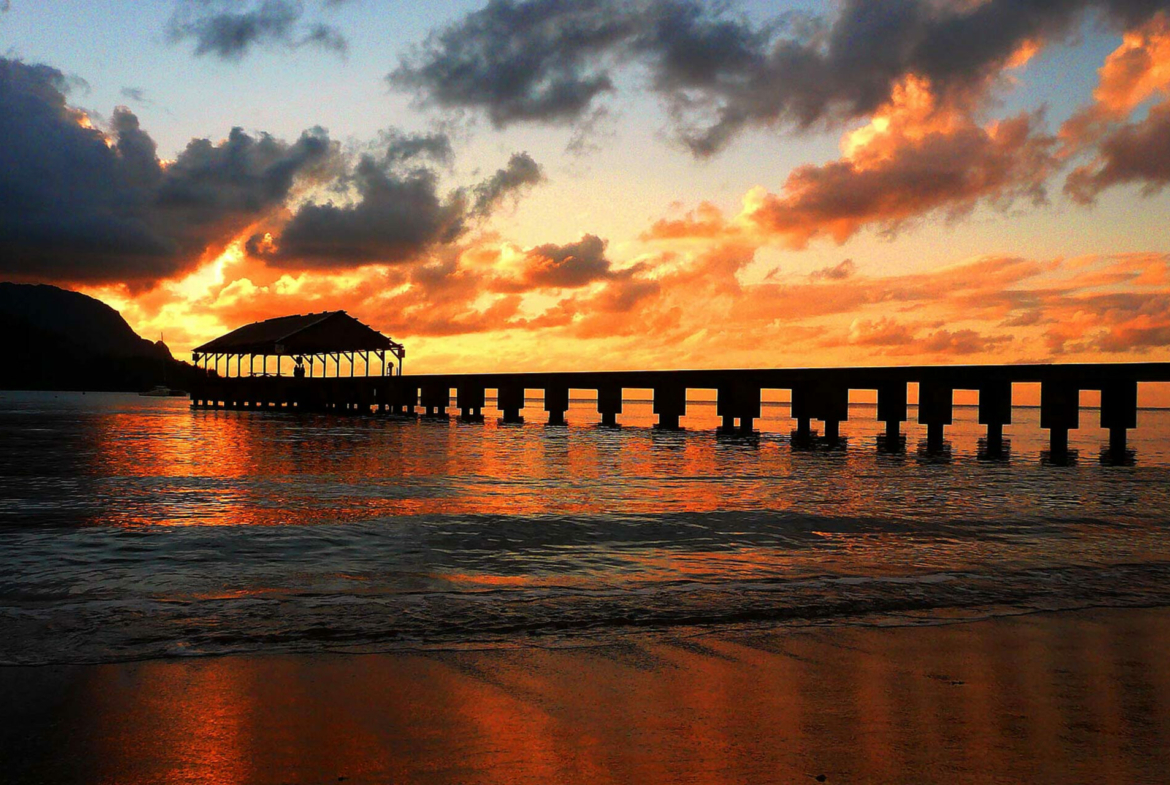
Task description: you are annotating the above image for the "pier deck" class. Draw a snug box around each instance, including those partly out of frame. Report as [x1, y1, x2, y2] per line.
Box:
[189, 363, 1170, 459]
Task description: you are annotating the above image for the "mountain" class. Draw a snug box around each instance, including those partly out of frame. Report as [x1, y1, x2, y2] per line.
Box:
[0, 282, 201, 392]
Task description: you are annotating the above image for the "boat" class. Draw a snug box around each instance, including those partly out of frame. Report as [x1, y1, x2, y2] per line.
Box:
[139, 332, 188, 397]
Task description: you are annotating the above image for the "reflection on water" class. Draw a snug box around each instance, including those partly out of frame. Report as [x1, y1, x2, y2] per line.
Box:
[5, 609, 1170, 784]
[1, 392, 1170, 663]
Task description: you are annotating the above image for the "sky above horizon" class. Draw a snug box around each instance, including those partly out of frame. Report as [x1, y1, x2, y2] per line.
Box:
[4, 0, 1170, 373]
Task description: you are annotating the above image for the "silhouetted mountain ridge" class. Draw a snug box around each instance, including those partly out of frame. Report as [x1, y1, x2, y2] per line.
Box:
[0, 282, 200, 392]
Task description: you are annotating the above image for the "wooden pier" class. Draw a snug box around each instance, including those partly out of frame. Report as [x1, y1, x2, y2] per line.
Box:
[189, 362, 1170, 460]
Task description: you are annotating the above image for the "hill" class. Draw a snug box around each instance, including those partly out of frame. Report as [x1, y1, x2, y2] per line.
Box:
[0, 282, 201, 392]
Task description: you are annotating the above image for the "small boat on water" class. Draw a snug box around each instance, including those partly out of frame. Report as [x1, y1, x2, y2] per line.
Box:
[140, 333, 187, 397]
[139, 385, 187, 397]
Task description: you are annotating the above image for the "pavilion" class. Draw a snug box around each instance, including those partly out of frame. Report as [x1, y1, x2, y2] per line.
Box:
[192, 311, 405, 378]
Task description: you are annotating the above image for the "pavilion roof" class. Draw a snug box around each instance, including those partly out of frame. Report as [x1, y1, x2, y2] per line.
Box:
[193, 311, 400, 356]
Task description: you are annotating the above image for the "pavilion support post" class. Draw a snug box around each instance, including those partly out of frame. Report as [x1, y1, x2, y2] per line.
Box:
[498, 385, 525, 424]
[653, 385, 687, 431]
[919, 380, 953, 453]
[545, 386, 569, 426]
[597, 386, 622, 427]
[1041, 380, 1079, 459]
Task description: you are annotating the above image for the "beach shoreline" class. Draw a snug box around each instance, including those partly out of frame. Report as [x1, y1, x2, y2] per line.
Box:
[2, 606, 1169, 784]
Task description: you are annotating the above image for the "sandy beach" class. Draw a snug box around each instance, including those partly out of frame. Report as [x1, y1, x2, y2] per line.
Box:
[2, 607, 1168, 784]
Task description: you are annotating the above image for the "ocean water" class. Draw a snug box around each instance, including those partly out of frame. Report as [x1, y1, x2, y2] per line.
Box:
[2, 390, 1170, 665]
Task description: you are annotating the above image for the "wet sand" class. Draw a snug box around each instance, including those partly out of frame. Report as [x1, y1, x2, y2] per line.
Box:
[3, 608, 1170, 784]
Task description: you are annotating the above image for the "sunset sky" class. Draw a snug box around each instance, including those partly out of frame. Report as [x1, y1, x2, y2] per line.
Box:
[4, 0, 1170, 373]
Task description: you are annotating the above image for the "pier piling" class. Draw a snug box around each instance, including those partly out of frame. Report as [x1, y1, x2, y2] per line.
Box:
[598, 386, 622, 427]
[457, 385, 485, 422]
[1040, 381, 1079, 457]
[919, 381, 954, 453]
[1101, 379, 1138, 459]
[420, 384, 449, 419]
[545, 386, 569, 426]
[815, 384, 849, 446]
[717, 382, 761, 434]
[653, 385, 687, 430]
[877, 382, 908, 443]
[979, 380, 1012, 456]
[498, 385, 525, 423]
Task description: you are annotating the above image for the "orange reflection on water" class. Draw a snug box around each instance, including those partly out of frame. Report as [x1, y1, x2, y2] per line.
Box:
[24, 609, 1169, 784]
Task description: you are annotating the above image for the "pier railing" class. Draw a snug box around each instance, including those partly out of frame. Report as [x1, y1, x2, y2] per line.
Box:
[189, 363, 1170, 458]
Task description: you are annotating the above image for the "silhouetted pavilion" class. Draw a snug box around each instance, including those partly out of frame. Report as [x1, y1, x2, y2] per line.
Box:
[192, 311, 405, 378]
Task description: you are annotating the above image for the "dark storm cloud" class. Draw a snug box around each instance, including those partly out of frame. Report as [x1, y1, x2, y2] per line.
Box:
[392, 0, 1170, 156]
[250, 145, 544, 269]
[521, 233, 613, 288]
[381, 130, 454, 166]
[248, 157, 466, 268]
[389, 0, 637, 126]
[168, 0, 348, 60]
[0, 57, 337, 285]
[470, 152, 544, 216]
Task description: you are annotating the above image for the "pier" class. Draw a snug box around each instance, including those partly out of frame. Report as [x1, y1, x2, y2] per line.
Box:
[187, 312, 1170, 461]
[189, 362, 1170, 461]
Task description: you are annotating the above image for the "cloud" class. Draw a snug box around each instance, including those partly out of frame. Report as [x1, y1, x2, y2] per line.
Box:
[381, 129, 454, 166]
[811, 259, 856, 282]
[846, 317, 916, 347]
[1066, 100, 1170, 201]
[247, 156, 466, 269]
[0, 56, 338, 286]
[641, 201, 733, 241]
[167, 0, 348, 60]
[470, 152, 544, 216]
[1056, 13, 1170, 201]
[391, 0, 1170, 156]
[390, 0, 634, 127]
[648, 74, 1058, 249]
[120, 87, 151, 104]
[0, 57, 546, 286]
[1060, 13, 1170, 150]
[517, 233, 613, 288]
[249, 140, 543, 269]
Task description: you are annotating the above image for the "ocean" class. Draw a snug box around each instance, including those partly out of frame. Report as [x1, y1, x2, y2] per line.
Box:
[2, 391, 1169, 666]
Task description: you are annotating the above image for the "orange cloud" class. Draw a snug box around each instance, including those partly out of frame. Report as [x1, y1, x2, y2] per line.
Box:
[643, 75, 1058, 250]
[1061, 13, 1170, 151]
